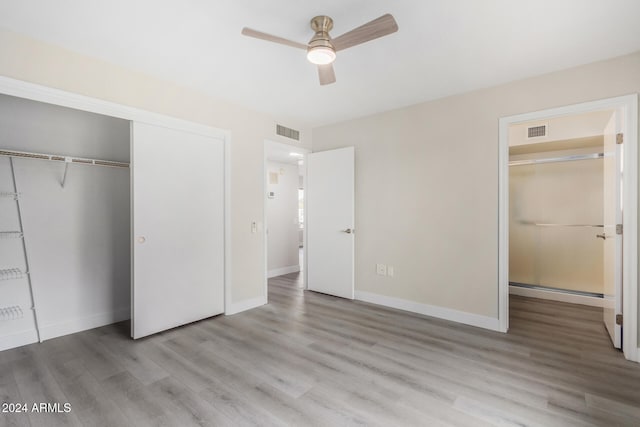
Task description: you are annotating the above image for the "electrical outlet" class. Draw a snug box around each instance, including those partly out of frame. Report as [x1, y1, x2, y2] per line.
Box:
[387, 266, 394, 277]
[376, 263, 387, 276]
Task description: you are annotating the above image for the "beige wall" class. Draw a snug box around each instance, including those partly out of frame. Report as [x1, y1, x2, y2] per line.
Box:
[0, 29, 311, 305]
[313, 51, 640, 320]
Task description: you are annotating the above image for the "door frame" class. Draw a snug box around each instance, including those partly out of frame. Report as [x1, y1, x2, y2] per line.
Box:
[498, 94, 639, 362]
[0, 76, 233, 320]
[263, 140, 310, 296]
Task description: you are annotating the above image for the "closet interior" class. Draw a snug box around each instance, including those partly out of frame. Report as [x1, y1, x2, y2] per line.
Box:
[0, 93, 131, 350]
[508, 109, 617, 305]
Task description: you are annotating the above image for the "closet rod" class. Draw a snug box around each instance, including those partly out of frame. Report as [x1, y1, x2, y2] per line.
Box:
[519, 221, 605, 228]
[509, 152, 607, 167]
[0, 149, 129, 168]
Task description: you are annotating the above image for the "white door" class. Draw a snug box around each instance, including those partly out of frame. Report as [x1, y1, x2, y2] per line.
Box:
[307, 147, 355, 299]
[602, 111, 623, 348]
[131, 122, 225, 339]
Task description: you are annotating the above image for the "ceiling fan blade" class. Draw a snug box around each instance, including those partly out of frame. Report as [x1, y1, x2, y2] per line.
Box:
[241, 28, 307, 50]
[331, 14, 398, 52]
[318, 64, 336, 85]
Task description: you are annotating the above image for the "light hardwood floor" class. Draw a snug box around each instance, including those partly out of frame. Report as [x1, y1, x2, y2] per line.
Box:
[1, 273, 640, 426]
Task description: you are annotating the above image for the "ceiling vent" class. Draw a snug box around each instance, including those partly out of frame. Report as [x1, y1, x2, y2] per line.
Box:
[527, 125, 547, 138]
[276, 124, 300, 141]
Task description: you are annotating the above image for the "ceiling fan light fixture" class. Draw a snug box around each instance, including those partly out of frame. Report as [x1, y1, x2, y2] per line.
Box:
[241, 13, 398, 85]
[306, 46, 336, 65]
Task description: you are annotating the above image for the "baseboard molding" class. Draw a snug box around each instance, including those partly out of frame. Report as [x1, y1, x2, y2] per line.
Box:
[0, 329, 39, 352]
[354, 291, 501, 332]
[509, 285, 604, 307]
[267, 265, 300, 278]
[39, 307, 131, 341]
[225, 295, 267, 316]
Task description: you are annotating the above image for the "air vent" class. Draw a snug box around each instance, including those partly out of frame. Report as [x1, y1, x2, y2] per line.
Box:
[276, 124, 300, 141]
[527, 125, 547, 138]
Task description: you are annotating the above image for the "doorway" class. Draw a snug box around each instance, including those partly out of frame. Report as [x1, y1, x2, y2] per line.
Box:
[498, 95, 638, 361]
[264, 141, 308, 297]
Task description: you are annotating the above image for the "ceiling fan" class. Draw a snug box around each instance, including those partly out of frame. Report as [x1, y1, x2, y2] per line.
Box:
[241, 14, 398, 85]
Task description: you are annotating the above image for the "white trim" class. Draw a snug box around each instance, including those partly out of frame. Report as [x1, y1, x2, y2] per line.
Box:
[303, 158, 308, 291]
[224, 137, 232, 318]
[509, 285, 604, 308]
[130, 123, 135, 338]
[498, 110, 510, 333]
[0, 329, 38, 352]
[40, 308, 130, 341]
[0, 76, 227, 140]
[499, 94, 639, 362]
[355, 291, 501, 331]
[0, 76, 233, 338]
[225, 295, 267, 316]
[268, 265, 300, 278]
[263, 144, 268, 300]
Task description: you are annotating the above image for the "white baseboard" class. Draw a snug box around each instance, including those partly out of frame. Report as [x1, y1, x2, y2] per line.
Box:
[0, 329, 39, 352]
[225, 295, 267, 316]
[39, 307, 131, 341]
[354, 291, 501, 332]
[509, 285, 604, 307]
[267, 265, 300, 278]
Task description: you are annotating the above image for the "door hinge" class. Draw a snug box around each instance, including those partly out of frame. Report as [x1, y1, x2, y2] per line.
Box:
[616, 224, 623, 235]
[616, 314, 623, 325]
[616, 133, 624, 144]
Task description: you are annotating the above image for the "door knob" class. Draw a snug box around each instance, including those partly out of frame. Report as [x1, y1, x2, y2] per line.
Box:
[137, 236, 146, 244]
[342, 228, 353, 234]
[596, 233, 607, 240]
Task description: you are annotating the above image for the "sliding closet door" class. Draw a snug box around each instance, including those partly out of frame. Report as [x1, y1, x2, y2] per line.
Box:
[131, 122, 225, 339]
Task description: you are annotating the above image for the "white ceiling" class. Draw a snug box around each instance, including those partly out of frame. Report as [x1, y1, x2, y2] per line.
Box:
[1, 1, 639, 127]
[266, 142, 307, 165]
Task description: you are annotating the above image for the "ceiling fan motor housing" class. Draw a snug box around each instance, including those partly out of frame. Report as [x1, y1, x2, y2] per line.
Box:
[309, 15, 334, 50]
